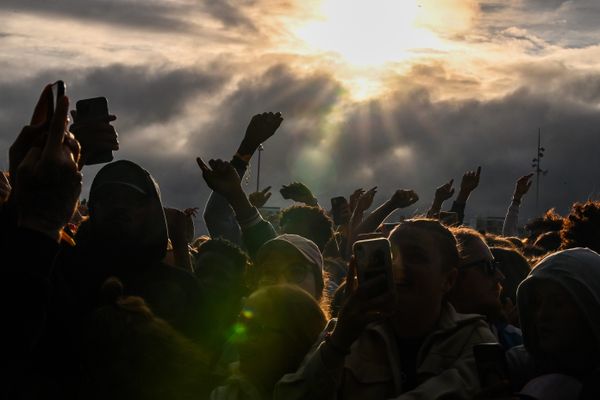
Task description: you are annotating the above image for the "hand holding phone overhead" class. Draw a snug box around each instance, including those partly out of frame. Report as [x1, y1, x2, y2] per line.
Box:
[69, 97, 118, 165]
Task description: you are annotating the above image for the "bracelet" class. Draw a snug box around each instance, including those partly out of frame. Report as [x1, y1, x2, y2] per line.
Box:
[324, 332, 351, 356]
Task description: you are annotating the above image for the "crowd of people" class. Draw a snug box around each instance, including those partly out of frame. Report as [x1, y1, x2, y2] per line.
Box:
[2, 84, 600, 399]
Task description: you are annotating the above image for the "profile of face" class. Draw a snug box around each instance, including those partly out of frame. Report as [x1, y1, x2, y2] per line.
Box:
[529, 279, 596, 356]
[389, 224, 456, 333]
[254, 243, 319, 299]
[450, 237, 504, 316]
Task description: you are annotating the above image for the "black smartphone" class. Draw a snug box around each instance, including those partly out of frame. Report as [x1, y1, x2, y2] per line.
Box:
[473, 343, 509, 388]
[48, 80, 66, 123]
[74, 97, 113, 165]
[353, 238, 395, 294]
[331, 196, 349, 225]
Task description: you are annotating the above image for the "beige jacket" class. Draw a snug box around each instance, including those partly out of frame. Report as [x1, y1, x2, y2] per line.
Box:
[274, 302, 497, 400]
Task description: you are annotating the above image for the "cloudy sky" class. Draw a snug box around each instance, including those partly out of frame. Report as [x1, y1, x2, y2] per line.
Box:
[2, 0, 600, 232]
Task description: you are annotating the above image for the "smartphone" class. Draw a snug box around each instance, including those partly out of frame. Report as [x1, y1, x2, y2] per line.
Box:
[74, 97, 113, 164]
[331, 196, 350, 225]
[47, 80, 66, 123]
[353, 238, 395, 293]
[473, 343, 509, 388]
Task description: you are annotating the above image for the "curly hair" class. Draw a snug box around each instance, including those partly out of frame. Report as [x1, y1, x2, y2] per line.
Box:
[560, 201, 600, 254]
[194, 238, 251, 275]
[525, 208, 564, 241]
[279, 205, 334, 252]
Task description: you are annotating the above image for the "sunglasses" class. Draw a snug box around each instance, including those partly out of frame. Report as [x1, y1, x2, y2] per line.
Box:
[460, 259, 500, 276]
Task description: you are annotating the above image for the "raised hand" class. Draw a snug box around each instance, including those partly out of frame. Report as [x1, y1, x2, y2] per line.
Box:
[9, 84, 53, 187]
[0, 172, 11, 206]
[328, 259, 395, 352]
[280, 182, 317, 206]
[14, 93, 82, 240]
[69, 110, 118, 167]
[390, 189, 419, 209]
[434, 179, 455, 203]
[238, 112, 283, 156]
[459, 166, 482, 194]
[196, 157, 243, 201]
[249, 186, 272, 208]
[355, 187, 377, 213]
[513, 173, 533, 201]
[349, 188, 364, 212]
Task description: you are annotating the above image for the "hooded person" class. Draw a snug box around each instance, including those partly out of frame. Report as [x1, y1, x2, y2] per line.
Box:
[57, 160, 203, 341]
[253, 234, 325, 301]
[507, 248, 600, 399]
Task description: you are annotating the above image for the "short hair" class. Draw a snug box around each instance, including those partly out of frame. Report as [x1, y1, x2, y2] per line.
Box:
[194, 238, 250, 272]
[391, 218, 460, 272]
[279, 205, 334, 252]
[561, 201, 600, 254]
[193, 238, 251, 291]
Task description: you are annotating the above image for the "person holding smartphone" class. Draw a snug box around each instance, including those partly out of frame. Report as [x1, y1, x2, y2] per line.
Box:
[275, 219, 497, 400]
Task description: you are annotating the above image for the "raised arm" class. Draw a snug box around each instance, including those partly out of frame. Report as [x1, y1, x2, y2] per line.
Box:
[2, 87, 82, 393]
[197, 157, 276, 259]
[502, 173, 533, 237]
[203, 112, 283, 243]
[353, 189, 419, 237]
[449, 166, 481, 225]
[427, 179, 454, 218]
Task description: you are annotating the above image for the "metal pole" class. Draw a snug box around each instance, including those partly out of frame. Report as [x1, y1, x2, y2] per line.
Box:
[256, 144, 263, 193]
[536, 128, 540, 211]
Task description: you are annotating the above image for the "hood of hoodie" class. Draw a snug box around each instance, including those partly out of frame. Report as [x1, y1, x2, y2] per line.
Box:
[516, 247, 600, 356]
[84, 160, 168, 262]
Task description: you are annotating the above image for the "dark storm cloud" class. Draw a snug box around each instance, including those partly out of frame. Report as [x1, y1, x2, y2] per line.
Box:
[188, 64, 344, 158]
[111, 62, 600, 226]
[170, 61, 600, 227]
[0, 63, 228, 149]
[321, 72, 600, 222]
[201, 0, 258, 31]
[0, 0, 199, 33]
[68, 64, 229, 129]
[3, 61, 600, 232]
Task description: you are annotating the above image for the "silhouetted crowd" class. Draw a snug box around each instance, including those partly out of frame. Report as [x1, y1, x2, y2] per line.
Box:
[3, 84, 600, 399]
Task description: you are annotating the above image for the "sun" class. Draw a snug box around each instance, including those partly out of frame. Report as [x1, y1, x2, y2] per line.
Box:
[293, 0, 445, 68]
